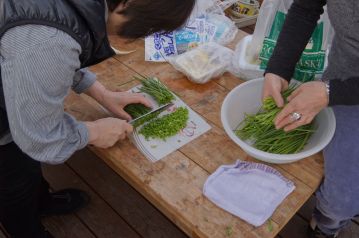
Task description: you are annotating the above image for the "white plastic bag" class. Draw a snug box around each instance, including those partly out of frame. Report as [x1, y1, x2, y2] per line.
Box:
[145, 0, 238, 62]
[229, 35, 264, 80]
[233, 0, 333, 82]
[169, 42, 234, 84]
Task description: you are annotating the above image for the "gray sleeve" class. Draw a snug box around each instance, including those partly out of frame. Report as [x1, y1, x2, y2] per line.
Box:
[72, 68, 97, 94]
[0, 25, 89, 164]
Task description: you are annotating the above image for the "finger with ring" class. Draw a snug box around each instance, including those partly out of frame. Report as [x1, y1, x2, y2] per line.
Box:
[290, 112, 302, 121]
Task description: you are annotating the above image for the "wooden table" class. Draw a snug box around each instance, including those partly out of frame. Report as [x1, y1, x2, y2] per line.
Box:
[64, 30, 324, 238]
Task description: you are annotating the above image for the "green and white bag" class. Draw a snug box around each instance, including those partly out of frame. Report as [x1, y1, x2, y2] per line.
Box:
[235, 0, 333, 82]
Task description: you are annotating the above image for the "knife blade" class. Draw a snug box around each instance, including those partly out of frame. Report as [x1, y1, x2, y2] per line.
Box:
[129, 103, 173, 125]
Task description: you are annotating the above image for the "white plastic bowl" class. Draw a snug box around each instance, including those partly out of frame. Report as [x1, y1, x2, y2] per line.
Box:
[221, 78, 336, 164]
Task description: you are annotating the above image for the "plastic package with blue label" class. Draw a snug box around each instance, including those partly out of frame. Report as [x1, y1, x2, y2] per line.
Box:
[145, 0, 238, 62]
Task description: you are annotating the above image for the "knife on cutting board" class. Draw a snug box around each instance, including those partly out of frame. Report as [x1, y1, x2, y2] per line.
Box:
[129, 103, 173, 125]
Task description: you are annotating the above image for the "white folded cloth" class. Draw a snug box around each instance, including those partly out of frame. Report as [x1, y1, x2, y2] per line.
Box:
[203, 160, 295, 226]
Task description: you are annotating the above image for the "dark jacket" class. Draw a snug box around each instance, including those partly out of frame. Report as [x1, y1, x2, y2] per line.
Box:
[0, 0, 115, 136]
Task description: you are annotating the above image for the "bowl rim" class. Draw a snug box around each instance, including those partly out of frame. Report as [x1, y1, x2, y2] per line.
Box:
[221, 78, 336, 162]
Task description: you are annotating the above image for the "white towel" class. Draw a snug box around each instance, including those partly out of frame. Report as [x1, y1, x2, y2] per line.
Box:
[203, 160, 295, 227]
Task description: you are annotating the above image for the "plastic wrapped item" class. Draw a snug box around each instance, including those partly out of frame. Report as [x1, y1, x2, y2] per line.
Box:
[169, 42, 234, 84]
[230, 35, 264, 80]
[230, 35, 331, 81]
[145, 0, 238, 62]
[206, 13, 238, 45]
[233, 0, 333, 82]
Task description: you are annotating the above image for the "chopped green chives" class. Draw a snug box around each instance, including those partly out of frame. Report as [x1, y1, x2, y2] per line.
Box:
[139, 107, 189, 141]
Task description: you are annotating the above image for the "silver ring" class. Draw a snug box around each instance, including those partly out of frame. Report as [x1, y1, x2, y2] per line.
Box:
[290, 112, 302, 121]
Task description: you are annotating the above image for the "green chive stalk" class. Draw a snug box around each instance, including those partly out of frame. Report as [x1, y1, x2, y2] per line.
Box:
[124, 103, 151, 119]
[125, 75, 176, 127]
[235, 87, 315, 154]
[135, 76, 175, 105]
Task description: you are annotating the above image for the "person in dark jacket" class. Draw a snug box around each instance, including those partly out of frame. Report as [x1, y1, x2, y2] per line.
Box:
[263, 0, 359, 237]
[0, 0, 195, 237]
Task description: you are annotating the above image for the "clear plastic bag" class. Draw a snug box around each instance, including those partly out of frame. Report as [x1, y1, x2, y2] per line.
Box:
[169, 42, 234, 84]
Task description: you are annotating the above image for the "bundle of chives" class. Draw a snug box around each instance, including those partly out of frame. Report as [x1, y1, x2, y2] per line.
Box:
[125, 75, 175, 127]
[235, 87, 315, 154]
[124, 103, 151, 119]
[135, 76, 175, 105]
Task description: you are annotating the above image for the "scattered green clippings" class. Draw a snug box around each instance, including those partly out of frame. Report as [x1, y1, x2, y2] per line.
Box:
[225, 226, 233, 237]
[139, 107, 189, 140]
[267, 219, 274, 232]
[150, 145, 158, 149]
[235, 87, 315, 154]
[136, 76, 175, 105]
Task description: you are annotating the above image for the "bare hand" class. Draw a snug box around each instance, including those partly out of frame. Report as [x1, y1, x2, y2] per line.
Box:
[275, 81, 329, 131]
[101, 91, 152, 121]
[85, 118, 133, 148]
[85, 81, 153, 121]
[262, 73, 289, 107]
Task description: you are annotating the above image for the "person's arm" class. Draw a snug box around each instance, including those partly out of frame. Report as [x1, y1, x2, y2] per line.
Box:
[263, 0, 359, 106]
[0, 25, 149, 163]
[264, 0, 327, 81]
[0, 26, 90, 164]
[70, 66, 153, 121]
[72, 68, 97, 94]
[1, 25, 134, 164]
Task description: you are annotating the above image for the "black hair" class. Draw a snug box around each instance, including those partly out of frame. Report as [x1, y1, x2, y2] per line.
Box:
[106, 0, 195, 39]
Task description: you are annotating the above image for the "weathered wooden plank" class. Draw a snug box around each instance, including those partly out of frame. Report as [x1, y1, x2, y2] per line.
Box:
[92, 72, 321, 192]
[214, 72, 244, 91]
[64, 93, 280, 237]
[68, 149, 188, 238]
[110, 37, 323, 183]
[116, 60, 323, 192]
[89, 142, 279, 238]
[42, 215, 95, 238]
[89, 57, 136, 90]
[278, 155, 323, 190]
[65, 94, 278, 237]
[42, 164, 141, 238]
[68, 69, 322, 237]
[61, 31, 326, 238]
[107, 74, 323, 192]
